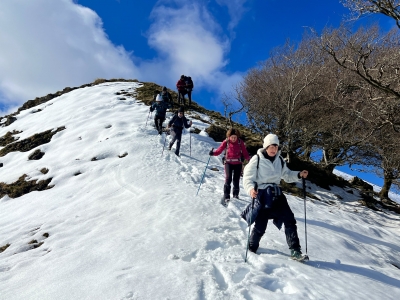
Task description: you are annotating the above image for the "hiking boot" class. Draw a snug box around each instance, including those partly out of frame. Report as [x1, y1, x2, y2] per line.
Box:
[290, 249, 305, 261]
[233, 195, 239, 199]
[248, 245, 257, 253]
[220, 196, 230, 207]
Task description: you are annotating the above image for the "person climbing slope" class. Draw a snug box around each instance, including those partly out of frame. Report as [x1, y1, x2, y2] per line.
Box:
[150, 93, 171, 135]
[242, 133, 309, 261]
[167, 106, 192, 156]
[209, 128, 250, 206]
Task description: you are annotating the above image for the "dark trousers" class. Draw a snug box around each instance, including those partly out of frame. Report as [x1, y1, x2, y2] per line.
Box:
[249, 194, 300, 252]
[223, 163, 242, 199]
[178, 91, 186, 106]
[154, 116, 165, 134]
[169, 129, 183, 155]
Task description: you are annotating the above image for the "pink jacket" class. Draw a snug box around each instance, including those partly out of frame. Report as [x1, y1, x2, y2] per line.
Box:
[213, 139, 250, 165]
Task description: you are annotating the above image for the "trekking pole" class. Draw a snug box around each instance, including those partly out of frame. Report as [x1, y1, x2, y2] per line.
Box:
[245, 183, 258, 263]
[145, 110, 151, 127]
[161, 132, 168, 156]
[189, 128, 192, 157]
[196, 150, 212, 196]
[302, 178, 309, 260]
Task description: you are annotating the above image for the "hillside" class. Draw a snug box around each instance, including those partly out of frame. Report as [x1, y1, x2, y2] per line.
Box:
[1, 81, 400, 299]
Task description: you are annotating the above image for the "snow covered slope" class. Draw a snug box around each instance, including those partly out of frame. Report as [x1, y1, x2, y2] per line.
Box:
[1, 82, 400, 300]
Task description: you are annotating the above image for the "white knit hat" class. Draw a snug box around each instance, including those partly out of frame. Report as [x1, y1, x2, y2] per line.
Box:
[156, 94, 162, 102]
[263, 134, 279, 148]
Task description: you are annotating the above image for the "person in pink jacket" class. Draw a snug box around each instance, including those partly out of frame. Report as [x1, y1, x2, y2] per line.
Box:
[209, 128, 250, 206]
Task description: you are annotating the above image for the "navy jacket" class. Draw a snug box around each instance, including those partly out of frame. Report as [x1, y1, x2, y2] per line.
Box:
[168, 115, 191, 132]
[150, 101, 170, 118]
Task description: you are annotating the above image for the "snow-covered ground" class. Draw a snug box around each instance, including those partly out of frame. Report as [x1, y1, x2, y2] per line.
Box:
[1, 82, 400, 300]
[333, 169, 400, 204]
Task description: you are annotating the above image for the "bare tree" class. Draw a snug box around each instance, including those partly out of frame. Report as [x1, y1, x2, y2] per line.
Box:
[320, 25, 400, 133]
[368, 127, 400, 199]
[241, 38, 327, 162]
[220, 87, 245, 129]
[341, 0, 400, 28]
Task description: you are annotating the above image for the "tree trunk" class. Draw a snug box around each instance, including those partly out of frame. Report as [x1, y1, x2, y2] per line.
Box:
[379, 172, 393, 200]
[322, 164, 336, 175]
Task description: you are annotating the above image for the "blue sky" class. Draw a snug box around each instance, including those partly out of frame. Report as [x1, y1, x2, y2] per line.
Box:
[0, 0, 396, 189]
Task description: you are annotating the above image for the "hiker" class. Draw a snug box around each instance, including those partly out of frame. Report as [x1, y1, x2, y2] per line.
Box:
[153, 87, 173, 107]
[150, 93, 171, 135]
[209, 128, 250, 205]
[167, 106, 192, 156]
[242, 133, 308, 260]
[160, 86, 174, 108]
[185, 76, 194, 107]
[176, 75, 187, 106]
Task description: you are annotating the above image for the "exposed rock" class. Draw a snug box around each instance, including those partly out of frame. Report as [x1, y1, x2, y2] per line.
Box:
[0, 130, 22, 146]
[28, 149, 45, 160]
[40, 168, 49, 174]
[349, 176, 373, 192]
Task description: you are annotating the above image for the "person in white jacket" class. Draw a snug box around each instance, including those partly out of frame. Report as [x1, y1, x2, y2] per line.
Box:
[242, 133, 308, 260]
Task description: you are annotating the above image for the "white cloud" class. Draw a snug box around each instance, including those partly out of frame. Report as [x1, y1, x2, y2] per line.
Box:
[0, 0, 139, 110]
[0, 0, 247, 113]
[143, 2, 242, 96]
[215, 0, 249, 32]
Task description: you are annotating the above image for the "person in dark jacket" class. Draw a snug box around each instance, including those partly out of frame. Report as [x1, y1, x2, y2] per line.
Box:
[176, 75, 187, 106]
[242, 133, 308, 260]
[154, 86, 174, 108]
[150, 94, 171, 135]
[185, 76, 194, 107]
[209, 128, 250, 205]
[167, 106, 192, 156]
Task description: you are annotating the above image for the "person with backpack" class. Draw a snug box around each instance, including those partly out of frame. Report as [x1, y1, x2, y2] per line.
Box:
[241, 133, 309, 261]
[167, 106, 192, 156]
[150, 93, 171, 135]
[176, 75, 187, 106]
[209, 128, 250, 206]
[153, 86, 174, 109]
[185, 76, 194, 107]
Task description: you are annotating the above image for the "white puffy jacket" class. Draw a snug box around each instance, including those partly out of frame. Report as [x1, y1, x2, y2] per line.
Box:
[243, 149, 300, 196]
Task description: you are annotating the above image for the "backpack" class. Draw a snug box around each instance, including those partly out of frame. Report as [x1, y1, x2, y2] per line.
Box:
[185, 76, 193, 90]
[222, 138, 244, 164]
[154, 101, 168, 116]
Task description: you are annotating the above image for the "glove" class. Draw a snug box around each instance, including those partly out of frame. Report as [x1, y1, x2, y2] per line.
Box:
[209, 150, 214, 156]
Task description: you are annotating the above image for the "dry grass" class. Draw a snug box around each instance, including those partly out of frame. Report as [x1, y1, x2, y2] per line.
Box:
[0, 174, 53, 198]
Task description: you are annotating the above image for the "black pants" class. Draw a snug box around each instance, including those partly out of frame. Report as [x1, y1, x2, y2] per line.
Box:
[178, 91, 186, 106]
[154, 116, 165, 134]
[223, 163, 242, 199]
[249, 194, 300, 252]
[169, 129, 183, 155]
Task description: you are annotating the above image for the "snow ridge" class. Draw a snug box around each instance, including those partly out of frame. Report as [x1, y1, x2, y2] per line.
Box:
[0, 82, 400, 300]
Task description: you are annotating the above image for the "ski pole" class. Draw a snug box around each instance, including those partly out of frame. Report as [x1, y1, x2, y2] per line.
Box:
[161, 132, 168, 156]
[245, 183, 258, 263]
[145, 110, 151, 127]
[302, 178, 309, 259]
[189, 127, 192, 157]
[196, 150, 212, 196]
